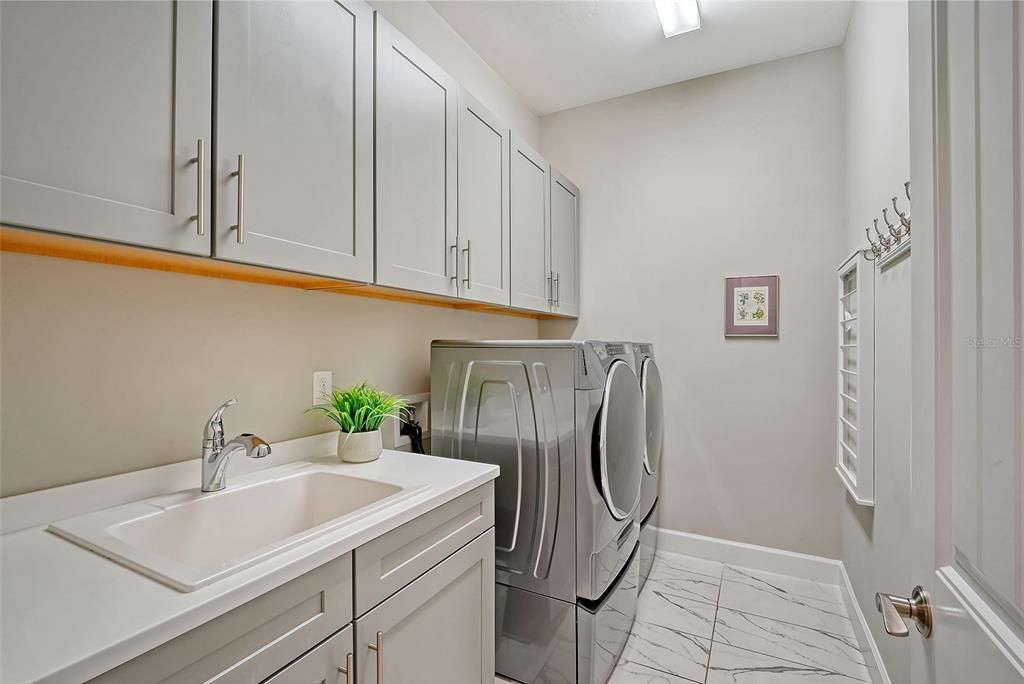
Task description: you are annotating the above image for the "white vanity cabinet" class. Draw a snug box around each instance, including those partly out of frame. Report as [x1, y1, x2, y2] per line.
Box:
[0, 0, 212, 255]
[90, 483, 494, 684]
[214, 0, 374, 281]
[549, 170, 580, 317]
[374, 14, 459, 297]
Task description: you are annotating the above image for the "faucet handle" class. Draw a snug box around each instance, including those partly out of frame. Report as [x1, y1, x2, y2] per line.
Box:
[204, 399, 237, 443]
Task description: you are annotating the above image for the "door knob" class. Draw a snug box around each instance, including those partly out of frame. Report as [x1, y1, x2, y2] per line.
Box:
[875, 585, 932, 638]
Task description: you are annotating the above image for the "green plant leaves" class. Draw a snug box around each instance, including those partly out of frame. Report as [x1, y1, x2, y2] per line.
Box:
[305, 382, 409, 433]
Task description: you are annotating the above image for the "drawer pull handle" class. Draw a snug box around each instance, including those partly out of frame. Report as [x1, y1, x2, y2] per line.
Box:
[337, 652, 353, 684]
[189, 138, 205, 236]
[230, 154, 245, 244]
[368, 630, 384, 684]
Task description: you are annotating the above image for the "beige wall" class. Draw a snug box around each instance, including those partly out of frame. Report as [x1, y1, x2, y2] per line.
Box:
[839, 2, 911, 681]
[0, 253, 537, 496]
[539, 49, 846, 558]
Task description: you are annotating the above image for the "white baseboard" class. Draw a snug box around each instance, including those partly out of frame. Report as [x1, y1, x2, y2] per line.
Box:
[653, 526, 890, 684]
[837, 563, 891, 684]
[653, 526, 842, 584]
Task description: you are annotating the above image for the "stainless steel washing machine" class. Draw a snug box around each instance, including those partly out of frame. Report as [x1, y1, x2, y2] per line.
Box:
[634, 342, 663, 591]
[430, 340, 646, 684]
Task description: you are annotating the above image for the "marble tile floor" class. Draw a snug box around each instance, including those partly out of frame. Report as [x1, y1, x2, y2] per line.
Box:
[609, 551, 873, 684]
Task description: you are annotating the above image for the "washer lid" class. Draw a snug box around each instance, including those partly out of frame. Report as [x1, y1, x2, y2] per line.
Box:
[596, 360, 645, 520]
[641, 358, 664, 476]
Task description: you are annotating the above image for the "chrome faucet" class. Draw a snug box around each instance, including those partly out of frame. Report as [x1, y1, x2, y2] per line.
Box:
[201, 399, 271, 492]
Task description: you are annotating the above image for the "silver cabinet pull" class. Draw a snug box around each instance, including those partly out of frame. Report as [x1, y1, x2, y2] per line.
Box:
[449, 243, 458, 282]
[553, 272, 560, 307]
[367, 630, 384, 684]
[230, 154, 245, 244]
[546, 272, 553, 304]
[462, 239, 471, 289]
[189, 139, 205, 236]
[875, 586, 932, 638]
[336, 652, 353, 684]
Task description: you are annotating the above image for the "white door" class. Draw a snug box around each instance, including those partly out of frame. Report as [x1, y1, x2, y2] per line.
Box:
[0, 0, 211, 255]
[215, 0, 373, 281]
[375, 15, 458, 297]
[904, 2, 1024, 682]
[550, 169, 580, 317]
[457, 89, 510, 306]
[509, 136, 551, 312]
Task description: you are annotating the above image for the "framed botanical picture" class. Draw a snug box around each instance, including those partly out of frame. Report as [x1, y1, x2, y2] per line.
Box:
[725, 275, 779, 337]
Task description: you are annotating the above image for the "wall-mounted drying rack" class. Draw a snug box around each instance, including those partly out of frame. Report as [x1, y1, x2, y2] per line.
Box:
[863, 181, 911, 267]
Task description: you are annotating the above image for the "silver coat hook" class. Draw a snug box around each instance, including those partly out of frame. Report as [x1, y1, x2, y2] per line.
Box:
[882, 207, 902, 240]
[891, 196, 911, 230]
[865, 224, 883, 255]
[905, 181, 911, 202]
[873, 218, 891, 247]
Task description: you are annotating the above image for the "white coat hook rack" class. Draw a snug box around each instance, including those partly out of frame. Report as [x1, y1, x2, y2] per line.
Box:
[863, 181, 911, 267]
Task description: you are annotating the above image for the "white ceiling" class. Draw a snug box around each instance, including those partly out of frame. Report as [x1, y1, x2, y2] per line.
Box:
[431, 0, 853, 115]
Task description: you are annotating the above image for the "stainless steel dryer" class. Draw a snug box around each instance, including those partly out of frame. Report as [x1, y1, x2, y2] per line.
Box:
[430, 340, 646, 684]
[634, 342, 664, 591]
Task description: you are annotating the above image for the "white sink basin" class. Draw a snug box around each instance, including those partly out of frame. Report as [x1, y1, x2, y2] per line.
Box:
[48, 467, 426, 591]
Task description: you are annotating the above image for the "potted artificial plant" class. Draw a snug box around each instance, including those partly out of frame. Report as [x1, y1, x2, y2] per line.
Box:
[308, 382, 408, 463]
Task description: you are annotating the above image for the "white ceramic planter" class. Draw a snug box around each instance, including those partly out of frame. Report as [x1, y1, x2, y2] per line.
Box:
[337, 429, 383, 463]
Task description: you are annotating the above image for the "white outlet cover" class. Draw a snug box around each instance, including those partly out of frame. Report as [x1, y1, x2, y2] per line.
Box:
[312, 371, 333, 406]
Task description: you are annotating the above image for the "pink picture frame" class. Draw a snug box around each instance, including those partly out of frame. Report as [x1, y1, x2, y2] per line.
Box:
[725, 275, 779, 337]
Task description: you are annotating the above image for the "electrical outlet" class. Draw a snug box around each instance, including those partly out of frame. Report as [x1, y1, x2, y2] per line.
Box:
[312, 371, 333, 406]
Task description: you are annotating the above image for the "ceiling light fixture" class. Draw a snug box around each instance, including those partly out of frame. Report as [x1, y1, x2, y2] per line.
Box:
[654, 0, 701, 38]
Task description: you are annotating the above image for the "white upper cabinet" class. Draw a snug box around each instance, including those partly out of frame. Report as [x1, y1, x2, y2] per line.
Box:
[0, 0, 212, 254]
[457, 90, 511, 306]
[549, 170, 580, 317]
[214, 0, 373, 281]
[509, 136, 551, 312]
[375, 16, 458, 297]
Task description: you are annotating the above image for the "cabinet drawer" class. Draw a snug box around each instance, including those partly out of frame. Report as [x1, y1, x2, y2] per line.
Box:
[92, 554, 352, 684]
[263, 624, 353, 684]
[354, 483, 493, 616]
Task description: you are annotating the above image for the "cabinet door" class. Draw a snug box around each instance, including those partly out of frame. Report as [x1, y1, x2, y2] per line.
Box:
[215, 0, 373, 281]
[549, 170, 580, 317]
[375, 15, 458, 297]
[0, 0, 211, 254]
[457, 89, 510, 306]
[355, 530, 495, 684]
[509, 136, 551, 312]
[264, 625, 353, 684]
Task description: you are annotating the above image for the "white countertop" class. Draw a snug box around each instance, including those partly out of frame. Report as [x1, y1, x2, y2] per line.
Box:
[0, 436, 497, 684]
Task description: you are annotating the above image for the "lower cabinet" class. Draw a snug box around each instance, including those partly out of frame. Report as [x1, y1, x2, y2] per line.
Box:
[90, 484, 495, 684]
[354, 530, 495, 684]
[264, 625, 353, 684]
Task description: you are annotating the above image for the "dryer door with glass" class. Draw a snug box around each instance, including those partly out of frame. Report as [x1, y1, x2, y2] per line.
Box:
[641, 358, 664, 477]
[594, 360, 645, 521]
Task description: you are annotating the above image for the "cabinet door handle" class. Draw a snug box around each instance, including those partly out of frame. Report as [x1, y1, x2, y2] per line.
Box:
[553, 272, 560, 307]
[367, 630, 384, 684]
[449, 243, 458, 282]
[462, 240, 471, 289]
[230, 154, 245, 244]
[189, 139, 205, 236]
[546, 272, 553, 304]
[336, 652, 353, 684]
